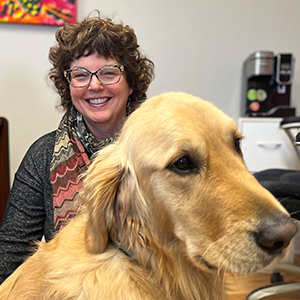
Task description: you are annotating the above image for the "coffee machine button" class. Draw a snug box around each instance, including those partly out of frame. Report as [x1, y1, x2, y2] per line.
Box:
[250, 102, 260, 112]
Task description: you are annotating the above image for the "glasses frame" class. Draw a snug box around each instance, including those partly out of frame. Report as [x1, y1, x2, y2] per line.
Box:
[64, 65, 125, 88]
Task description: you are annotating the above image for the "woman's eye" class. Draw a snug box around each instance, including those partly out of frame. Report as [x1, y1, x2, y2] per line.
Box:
[169, 156, 197, 174]
[101, 71, 117, 78]
[73, 72, 89, 79]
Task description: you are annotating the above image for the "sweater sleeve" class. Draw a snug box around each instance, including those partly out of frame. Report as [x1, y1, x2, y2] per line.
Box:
[0, 131, 56, 284]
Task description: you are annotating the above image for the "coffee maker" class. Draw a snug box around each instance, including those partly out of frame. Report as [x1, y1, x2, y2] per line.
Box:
[242, 51, 295, 117]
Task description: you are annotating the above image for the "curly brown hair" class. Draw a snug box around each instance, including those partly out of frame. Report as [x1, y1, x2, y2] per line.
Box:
[49, 15, 155, 114]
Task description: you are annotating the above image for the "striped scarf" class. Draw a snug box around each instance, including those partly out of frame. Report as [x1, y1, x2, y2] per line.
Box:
[50, 107, 119, 232]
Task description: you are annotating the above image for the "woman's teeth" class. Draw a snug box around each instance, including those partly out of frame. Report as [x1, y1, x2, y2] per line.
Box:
[88, 98, 110, 104]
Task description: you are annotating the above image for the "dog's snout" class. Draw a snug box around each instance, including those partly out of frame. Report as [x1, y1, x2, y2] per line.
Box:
[255, 214, 298, 255]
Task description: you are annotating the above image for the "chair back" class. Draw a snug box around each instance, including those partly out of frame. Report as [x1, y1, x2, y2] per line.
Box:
[0, 117, 10, 223]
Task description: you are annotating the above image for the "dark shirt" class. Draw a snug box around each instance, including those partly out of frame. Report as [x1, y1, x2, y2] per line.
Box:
[0, 131, 56, 284]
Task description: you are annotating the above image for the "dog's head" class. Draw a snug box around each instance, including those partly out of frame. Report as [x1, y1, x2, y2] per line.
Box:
[81, 92, 297, 274]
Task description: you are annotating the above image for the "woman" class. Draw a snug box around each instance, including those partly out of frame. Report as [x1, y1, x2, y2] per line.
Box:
[0, 13, 154, 284]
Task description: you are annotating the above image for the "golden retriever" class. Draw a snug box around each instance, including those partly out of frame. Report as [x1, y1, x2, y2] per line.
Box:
[0, 92, 298, 300]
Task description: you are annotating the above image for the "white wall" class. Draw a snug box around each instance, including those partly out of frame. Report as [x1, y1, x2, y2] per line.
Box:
[1, 0, 300, 185]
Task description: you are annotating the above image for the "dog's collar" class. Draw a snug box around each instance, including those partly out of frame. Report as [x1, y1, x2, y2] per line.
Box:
[111, 238, 152, 271]
[111, 239, 135, 258]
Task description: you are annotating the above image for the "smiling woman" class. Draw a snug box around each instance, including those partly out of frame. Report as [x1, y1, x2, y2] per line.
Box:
[0, 12, 154, 284]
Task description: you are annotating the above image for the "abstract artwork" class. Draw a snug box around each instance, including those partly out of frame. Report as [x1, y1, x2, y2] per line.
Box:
[0, 0, 76, 26]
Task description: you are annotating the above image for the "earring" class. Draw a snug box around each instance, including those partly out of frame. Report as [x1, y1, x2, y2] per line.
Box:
[126, 96, 132, 116]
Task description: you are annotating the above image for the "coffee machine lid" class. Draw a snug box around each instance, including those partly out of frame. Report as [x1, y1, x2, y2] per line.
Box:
[245, 51, 274, 78]
[248, 51, 274, 60]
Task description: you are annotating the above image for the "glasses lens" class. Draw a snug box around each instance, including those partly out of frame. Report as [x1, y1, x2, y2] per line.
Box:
[98, 66, 121, 85]
[69, 69, 90, 87]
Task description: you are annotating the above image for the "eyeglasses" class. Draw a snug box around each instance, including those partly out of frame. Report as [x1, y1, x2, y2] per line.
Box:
[64, 65, 125, 88]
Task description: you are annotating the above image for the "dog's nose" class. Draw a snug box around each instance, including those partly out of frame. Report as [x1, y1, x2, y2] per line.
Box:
[255, 214, 298, 255]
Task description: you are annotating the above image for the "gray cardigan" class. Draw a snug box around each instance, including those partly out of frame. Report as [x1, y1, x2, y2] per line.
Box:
[0, 131, 57, 284]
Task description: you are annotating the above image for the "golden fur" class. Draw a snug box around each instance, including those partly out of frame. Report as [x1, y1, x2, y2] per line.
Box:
[0, 92, 297, 300]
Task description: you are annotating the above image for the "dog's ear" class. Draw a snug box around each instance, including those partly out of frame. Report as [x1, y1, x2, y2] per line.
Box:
[81, 140, 154, 256]
[81, 143, 125, 254]
[113, 161, 155, 256]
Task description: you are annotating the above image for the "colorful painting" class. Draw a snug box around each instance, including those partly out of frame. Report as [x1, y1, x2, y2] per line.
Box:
[0, 0, 76, 26]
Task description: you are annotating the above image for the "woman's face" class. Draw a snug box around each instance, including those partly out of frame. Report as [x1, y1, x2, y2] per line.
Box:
[69, 52, 133, 140]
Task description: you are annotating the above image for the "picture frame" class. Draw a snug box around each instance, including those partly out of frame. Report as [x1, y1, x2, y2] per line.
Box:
[0, 0, 76, 26]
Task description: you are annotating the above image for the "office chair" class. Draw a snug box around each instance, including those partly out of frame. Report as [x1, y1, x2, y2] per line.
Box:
[246, 117, 300, 299]
[0, 117, 10, 224]
[247, 262, 300, 299]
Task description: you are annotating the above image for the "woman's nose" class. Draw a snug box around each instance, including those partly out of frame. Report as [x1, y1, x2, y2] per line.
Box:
[88, 74, 104, 90]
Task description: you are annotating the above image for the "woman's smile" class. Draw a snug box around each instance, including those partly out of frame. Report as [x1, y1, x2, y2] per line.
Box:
[86, 97, 111, 105]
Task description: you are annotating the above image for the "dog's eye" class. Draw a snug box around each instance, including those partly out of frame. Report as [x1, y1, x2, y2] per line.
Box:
[234, 137, 241, 154]
[169, 156, 197, 174]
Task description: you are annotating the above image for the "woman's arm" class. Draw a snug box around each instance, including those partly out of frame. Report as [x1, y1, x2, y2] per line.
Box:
[0, 131, 56, 284]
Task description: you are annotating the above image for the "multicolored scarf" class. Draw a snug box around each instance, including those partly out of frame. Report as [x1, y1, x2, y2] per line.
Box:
[50, 107, 119, 232]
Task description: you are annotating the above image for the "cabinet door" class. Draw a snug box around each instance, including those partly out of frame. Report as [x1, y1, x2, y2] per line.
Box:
[239, 118, 299, 172]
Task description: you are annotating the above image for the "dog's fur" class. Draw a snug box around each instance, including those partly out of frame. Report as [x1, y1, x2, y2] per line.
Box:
[0, 92, 297, 300]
